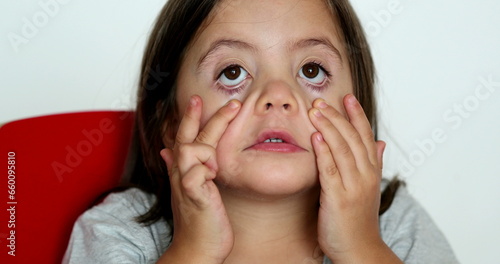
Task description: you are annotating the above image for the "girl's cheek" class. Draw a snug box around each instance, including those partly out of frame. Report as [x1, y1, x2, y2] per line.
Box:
[199, 97, 228, 128]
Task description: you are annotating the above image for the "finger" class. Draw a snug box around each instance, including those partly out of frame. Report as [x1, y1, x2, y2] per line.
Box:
[196, 99, 241, 148]
[343, 94, 378, 167]
[176, 143, 218, 175]
[309, 107, 358, 181]
[181, 164, 217, 205]
[160, 148, 182, 196]
[311, 132, 345, 191]
[312, 98, 371, 171]
[160, 148, 175, 176]
[175, 95, 203, 145]
[161, 146, 217, 201]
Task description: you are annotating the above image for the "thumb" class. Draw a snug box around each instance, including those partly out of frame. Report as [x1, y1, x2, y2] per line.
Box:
[160, 148, 174, 176]
[375, 140, 386, 170]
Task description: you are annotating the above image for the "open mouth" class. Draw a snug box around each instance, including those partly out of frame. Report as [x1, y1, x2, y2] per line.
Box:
[245, 130, 306, 153]
[263, 138, 285, 143]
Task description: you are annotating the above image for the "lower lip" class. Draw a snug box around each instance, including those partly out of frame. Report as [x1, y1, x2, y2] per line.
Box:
[247, 143, 305, 153]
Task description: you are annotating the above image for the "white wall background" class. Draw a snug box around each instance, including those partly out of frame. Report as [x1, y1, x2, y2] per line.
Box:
[1, 0, 499, 263]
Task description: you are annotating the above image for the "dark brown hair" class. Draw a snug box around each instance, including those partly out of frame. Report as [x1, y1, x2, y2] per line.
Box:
[123, 0, 401, 225]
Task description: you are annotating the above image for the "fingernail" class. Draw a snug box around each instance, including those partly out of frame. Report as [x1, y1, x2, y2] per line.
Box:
[190, 96, 198, 106]
[227, 100, 239, 109]
[347, 94, 357, 105]
[318, 100, 328, 109]
[312, 108, 323, 117]
[316, 133, 324, 142]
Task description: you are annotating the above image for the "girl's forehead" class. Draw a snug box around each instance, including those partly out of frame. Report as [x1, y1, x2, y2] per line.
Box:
[211, 0, 331, 23]
[190, 0, 345, 56]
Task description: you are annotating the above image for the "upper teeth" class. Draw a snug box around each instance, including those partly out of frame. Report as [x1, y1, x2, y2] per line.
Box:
[264, 138, 284, 143]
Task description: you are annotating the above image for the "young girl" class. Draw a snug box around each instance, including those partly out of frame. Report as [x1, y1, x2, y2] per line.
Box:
[64, 0, 458, 263]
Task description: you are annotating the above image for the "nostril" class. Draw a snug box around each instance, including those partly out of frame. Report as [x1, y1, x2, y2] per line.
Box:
[283, 103, 290, 110]
[266, 103, 272, 110]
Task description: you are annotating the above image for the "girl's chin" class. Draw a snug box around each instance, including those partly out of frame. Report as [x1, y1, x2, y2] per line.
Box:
[215, 171, 319, 201]
[217, 152, 317, 176]
[214, 153, 319, 199]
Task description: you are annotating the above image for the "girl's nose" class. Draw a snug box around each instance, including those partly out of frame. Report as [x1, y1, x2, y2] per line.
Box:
[254, 80, 299, 116]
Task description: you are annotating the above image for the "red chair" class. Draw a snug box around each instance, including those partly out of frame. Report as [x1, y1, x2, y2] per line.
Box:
[0, 111, 134, 264]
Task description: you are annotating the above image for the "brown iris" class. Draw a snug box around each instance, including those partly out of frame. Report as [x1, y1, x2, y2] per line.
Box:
[222, 66, 241, 80]
[302, 63, 320, 79]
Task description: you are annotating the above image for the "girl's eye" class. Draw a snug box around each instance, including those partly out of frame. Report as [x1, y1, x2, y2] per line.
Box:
[218, 65, 249, 87]
[299, 62, 328, 85]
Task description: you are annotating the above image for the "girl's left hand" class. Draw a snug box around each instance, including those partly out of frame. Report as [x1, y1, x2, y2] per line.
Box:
[308, 94, 400, 263]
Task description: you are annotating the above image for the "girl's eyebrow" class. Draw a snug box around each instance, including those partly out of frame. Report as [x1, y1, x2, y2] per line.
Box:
[288, 38, 343, 63]
[197, 39, 257, 70]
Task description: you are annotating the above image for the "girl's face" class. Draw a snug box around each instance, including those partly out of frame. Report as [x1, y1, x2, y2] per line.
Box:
[176, 0, 353, 199]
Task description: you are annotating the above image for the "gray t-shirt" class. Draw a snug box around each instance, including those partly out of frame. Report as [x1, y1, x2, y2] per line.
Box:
[63, 182, 459, 263]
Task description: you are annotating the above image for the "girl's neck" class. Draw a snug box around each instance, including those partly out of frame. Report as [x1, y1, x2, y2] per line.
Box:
[220, 187, 324, 264]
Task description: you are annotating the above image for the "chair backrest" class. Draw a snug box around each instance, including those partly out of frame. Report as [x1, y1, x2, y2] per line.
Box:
[0, 111, 134, 264]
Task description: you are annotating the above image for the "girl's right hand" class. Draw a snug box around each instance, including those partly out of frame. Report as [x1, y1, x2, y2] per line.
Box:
[157, 95, 241, 264]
